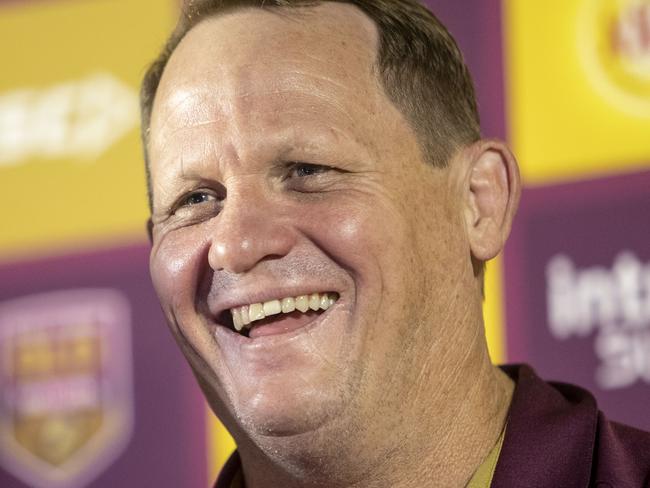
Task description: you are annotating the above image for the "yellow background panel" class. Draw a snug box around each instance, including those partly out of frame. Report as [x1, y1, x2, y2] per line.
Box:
[0, 0, 175, 259]
[207, 414, 236, 484]
[505, 0, 650, 183]
[483, 258, 506, 364]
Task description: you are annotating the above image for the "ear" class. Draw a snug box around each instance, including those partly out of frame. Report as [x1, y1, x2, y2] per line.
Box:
[462, 140, 520, 261]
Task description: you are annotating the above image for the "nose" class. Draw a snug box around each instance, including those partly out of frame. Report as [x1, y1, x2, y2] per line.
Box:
[207, 187, 295, 274]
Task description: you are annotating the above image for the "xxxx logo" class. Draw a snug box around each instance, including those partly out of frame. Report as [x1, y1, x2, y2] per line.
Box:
[579, 0, 650, 116]
[0, 289, 133, 488]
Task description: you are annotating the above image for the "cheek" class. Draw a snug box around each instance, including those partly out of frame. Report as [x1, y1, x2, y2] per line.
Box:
[150, 229, 210, 311]
[300, 195, 414, 294]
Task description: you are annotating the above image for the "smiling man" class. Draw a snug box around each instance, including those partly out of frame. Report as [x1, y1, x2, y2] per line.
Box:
[140, 1, 650, 487]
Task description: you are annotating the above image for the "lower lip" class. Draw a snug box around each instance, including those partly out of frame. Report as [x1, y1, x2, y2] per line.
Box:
[247, 309, 325, 339]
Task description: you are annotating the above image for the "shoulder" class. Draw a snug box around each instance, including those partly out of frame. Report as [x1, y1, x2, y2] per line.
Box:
[492, 364, 650, 487]
[593, 415, 650, 487]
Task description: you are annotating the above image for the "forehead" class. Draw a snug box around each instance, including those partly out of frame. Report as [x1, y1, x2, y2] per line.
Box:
[170, 3, 380, 80]
[148, 4, 394, 158]
[146, 2, 429, 201]
[155, 6, 379, 119]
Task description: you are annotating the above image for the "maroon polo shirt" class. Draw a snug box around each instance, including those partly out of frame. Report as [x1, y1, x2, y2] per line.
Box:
[493, 365, 650, 487]
[215, 365, 650, 487]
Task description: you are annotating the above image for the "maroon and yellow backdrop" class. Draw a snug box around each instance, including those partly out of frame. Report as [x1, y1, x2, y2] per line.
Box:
[1, 0, 648, 486]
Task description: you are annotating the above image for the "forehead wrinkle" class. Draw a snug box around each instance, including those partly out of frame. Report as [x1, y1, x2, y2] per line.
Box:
[276, 74, 370, 128]
[154, 88, 203, 130]
[154, 80, 385, 182]
[153, 84, 218, 140]
[153, 121, 216, 171]
[206, 91, 369, 164]
[227, 70, 385, 157]
[151, 2, 412, 190]
[167, 6, 379, 110]
[152, 121, 239, 189]
[154, 3, 384, 147]
[216, 64, 368, 123]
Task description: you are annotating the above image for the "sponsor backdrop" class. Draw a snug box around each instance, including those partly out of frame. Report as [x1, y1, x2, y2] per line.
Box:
[503, 0, 650, 435]
[0, 0, 647, 486]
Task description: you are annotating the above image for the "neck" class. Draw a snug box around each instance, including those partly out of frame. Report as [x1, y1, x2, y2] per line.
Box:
[236, 330, 513, 488]
[350, 341, 512, 488]
[396, 348, 513, 487]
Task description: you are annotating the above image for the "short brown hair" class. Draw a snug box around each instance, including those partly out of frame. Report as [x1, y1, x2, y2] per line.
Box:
[140, 0, 481, 207]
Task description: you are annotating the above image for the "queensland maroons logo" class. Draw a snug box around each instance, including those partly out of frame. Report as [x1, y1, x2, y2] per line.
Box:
[578, 0, 650, 116]
[0, 290, 133, 488]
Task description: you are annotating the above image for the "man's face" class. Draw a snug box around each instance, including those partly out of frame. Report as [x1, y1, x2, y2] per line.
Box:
[148, 4, 474, 441]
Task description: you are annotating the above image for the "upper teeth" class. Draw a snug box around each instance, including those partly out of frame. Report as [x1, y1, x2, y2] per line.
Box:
[230, 292, 337, 332]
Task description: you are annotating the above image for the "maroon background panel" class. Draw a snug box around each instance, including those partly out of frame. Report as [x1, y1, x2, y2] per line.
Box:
[426, 0, 506, 140]
[0, 245, 207, 488]
[504, 169, 650, 432]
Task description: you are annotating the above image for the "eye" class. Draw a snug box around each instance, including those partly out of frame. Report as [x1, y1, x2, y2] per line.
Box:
[172, 190, 221, 217]
[287, 162, 330, 178]
[181, 191, 215, 206]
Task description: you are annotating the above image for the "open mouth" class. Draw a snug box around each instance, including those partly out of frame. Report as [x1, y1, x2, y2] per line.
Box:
[217, 292, 339, 338]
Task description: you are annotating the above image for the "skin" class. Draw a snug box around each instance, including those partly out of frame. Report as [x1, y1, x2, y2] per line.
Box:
[148, 4, 521, 487]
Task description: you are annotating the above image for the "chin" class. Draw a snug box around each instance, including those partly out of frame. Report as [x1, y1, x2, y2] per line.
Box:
[231, 377, 349, 438]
